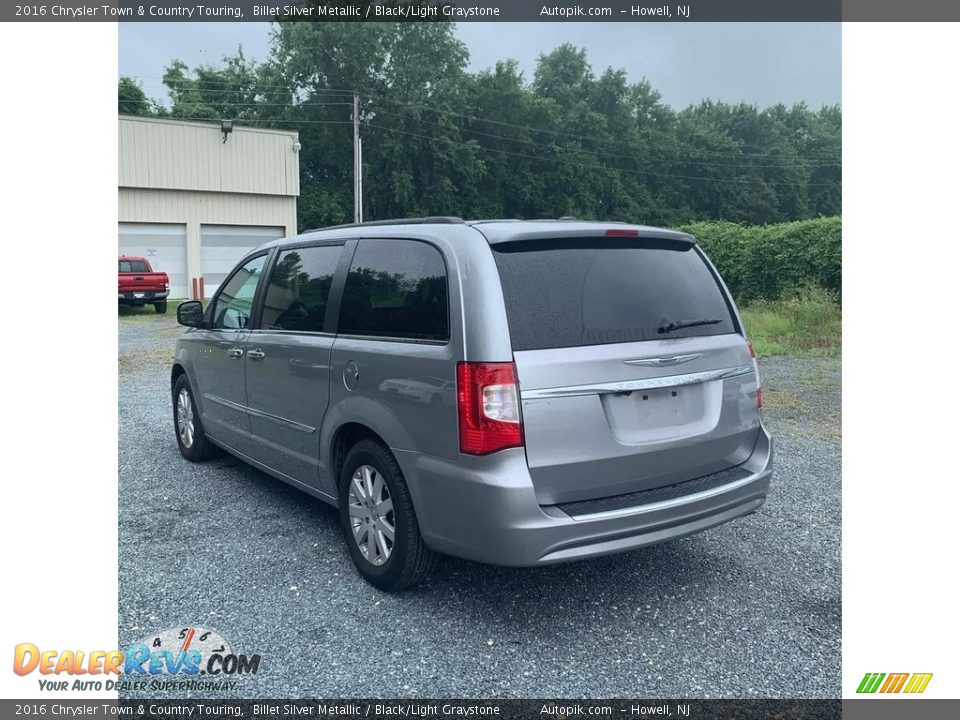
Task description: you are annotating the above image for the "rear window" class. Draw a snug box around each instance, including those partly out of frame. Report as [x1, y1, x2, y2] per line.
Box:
[492, 238, 736, 350]
[119, 260, 150, 273]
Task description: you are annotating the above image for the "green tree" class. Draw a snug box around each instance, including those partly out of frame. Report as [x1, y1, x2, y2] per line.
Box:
[118, 77, 155, 115]
[137, 24, 841, 230]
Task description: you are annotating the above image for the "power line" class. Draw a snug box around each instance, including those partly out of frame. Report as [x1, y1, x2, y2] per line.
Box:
[131, 116, 353, 126]
[127, 75, 841, 162]
[357, 92, 841, 161]
[121, 98, 839, 182]
[132, 77, 357, 97]
[126, 98, 353, 109]
[118, 109, 838, 184]
[120, 94, 838, 170]
[364, 123, 840, 188]
[362, 105, 840, 170]
[122, 94, 840, 170]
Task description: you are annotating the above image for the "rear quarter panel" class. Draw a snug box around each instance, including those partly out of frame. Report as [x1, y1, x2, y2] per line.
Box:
[319, 225, 513, 497]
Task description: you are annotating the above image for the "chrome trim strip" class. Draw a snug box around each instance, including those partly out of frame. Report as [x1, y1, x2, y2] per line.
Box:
[246, 406, 316, 434]
[624, 353, 702, 367]
[519, 365, 754, 400]
[335, 332, 449, 347]
[203, 393, 246, 413]
[202, 394, 316, 434]
[248, 329, 336, 338]
[565, 473, 763, 522]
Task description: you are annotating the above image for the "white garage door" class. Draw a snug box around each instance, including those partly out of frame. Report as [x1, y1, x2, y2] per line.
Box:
[201, 224, 286, 299]
[118, 223, 188, 298]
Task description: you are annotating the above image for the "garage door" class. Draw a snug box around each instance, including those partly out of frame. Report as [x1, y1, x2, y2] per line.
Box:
[118, 223, 188, 299]
[201, 224, 286, 299]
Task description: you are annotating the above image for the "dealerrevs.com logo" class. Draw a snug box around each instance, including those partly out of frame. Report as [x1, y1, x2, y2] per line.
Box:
[856, 672, 933, 694]
[13, 627, 261, 692]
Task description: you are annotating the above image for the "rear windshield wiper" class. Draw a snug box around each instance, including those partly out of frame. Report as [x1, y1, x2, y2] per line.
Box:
[657, 318, 722, 334]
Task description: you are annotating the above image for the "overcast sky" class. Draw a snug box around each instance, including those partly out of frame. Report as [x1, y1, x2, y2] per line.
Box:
[119, 22, 840, 110]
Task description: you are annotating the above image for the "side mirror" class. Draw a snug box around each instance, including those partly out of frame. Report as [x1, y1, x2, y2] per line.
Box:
[177, 300, 205, 328]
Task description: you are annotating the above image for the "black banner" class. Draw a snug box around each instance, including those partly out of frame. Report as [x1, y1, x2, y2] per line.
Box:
[126, 700, 842, 718]
[6, 700, 960, 719]
[6, 0, 960, 23]
[0, 699, 841, 719]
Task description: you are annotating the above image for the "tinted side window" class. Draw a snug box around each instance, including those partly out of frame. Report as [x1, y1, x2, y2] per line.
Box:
[260, 245, 343, 333]
[338, 239, 449, 341]
[212, 255, 266, 330]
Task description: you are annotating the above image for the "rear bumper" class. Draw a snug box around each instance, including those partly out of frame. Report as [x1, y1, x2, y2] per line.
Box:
[396, 425, 772, 566]
[119, 291, 169, 303]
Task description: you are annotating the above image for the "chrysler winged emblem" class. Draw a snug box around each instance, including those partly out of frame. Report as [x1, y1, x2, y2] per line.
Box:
[624, 354, 702, 367]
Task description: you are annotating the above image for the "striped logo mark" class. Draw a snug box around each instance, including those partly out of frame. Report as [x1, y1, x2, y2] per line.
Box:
[857, 672, 933, 694]
[903, 673, 934, 694]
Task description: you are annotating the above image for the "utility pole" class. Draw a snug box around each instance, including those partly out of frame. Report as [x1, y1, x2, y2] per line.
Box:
[358, 136, 364, 223]
[352, 93, 361, 224]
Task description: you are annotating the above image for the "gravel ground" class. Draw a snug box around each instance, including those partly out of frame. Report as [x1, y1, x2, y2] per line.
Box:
[118, 310, 840, 699]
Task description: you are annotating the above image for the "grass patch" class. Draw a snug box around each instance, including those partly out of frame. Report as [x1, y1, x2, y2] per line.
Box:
[799, 366, 842, 389]
[761, 388, 803, 415]
[740, 287, 841, 357]
[118, 300, 189, 319]
[118, 347, 176, 373]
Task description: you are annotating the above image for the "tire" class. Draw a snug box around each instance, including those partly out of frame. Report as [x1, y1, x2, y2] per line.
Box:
[155, 301, 168, 314]
[172, 374, 219, 461]
[338, 439, 438, 591]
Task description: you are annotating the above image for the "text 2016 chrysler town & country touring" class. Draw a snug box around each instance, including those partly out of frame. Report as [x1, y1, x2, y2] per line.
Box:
[171, 218, 773, 591]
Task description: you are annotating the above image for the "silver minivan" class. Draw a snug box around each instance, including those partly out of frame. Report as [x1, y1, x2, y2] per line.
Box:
[172, 218, 773, 590]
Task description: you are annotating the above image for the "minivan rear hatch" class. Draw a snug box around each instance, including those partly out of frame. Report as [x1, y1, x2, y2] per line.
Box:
[490, 232, 761, 506]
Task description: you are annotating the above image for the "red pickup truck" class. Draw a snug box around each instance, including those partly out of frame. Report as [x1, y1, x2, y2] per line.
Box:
[118, 256, 170, 313]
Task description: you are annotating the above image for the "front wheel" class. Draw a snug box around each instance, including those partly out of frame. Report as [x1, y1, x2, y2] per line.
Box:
[173, 374, 219, 461]
[338, 439, 438, 591]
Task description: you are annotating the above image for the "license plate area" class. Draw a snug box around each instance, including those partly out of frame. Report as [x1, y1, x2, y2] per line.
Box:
[622, 387, 698, 427]
[133, 292, 145, 298]
[601, 384, 713, 443]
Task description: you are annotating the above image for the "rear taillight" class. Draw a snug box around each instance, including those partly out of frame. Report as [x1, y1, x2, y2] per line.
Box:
[457, 362, 524, 455]
[748, 341, 763, 408]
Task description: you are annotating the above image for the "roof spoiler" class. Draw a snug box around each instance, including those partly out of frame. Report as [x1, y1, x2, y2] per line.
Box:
[482, 228, 696, 247]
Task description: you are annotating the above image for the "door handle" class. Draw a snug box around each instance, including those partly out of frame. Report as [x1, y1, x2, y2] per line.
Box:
[247, 349, 266, 361]
[227, 348, 244, 358]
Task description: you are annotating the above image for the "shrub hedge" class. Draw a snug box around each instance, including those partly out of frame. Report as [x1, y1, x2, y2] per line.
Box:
[677, 216, 841, 302]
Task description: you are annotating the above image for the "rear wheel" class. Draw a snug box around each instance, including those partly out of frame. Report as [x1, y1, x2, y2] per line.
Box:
[173, 374, 218, 461]
[338, 439, 438, 591]
[154, 300, 168, 314]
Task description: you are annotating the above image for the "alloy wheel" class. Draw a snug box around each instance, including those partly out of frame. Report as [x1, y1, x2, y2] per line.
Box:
[176, 388, 195, 449]
[347, 465, 395, 566]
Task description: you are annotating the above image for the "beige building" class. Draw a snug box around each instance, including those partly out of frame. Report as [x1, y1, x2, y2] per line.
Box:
[119, 115, 300, 298]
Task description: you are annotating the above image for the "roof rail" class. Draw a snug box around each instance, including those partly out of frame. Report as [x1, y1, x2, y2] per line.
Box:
[302, 216, 465, 233]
